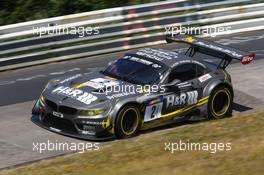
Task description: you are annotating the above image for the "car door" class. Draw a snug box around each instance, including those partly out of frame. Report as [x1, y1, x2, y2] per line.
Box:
[162, 63, 204, 115]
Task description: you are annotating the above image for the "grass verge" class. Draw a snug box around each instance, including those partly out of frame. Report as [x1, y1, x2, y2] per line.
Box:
[1, 112, 264, 175]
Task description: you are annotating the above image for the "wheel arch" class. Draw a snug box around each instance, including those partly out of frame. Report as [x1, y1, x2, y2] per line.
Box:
[110, 99, 144, 127]
[203, 80, 234, 99]
[111, 100, 144, 138]
[202, 80, 233, 119]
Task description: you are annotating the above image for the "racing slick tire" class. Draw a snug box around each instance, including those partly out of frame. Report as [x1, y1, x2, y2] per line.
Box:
[208, 86, 233, 119]
[115, 105, 140, 139]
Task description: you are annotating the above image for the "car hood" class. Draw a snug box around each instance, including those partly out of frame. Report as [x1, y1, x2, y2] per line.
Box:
[43, 72, 142, 109]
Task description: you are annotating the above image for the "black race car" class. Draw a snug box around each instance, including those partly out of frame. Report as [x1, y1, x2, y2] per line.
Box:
[32, 34, 255, 140]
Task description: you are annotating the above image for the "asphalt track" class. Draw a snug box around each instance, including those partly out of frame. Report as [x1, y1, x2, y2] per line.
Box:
[0, 30, 264, 169]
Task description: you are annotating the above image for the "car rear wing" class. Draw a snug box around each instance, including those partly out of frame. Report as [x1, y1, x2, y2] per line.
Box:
[166, 34, 256, 69]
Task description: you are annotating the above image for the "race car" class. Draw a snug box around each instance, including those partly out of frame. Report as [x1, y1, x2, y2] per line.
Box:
[32, 34, 255, 140]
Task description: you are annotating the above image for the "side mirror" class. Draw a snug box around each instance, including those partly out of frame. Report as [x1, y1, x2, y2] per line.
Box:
[108, 60, 115, 66]
[164, 79, 181, 91]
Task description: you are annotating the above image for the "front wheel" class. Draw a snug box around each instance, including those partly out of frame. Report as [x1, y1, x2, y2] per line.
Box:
[115, 105, 140, 139]
[208, 87, 233, 119]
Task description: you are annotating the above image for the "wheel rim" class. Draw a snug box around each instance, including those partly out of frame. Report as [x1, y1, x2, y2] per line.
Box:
[212, 89, 231, 117]
[121, 108, 139, 135]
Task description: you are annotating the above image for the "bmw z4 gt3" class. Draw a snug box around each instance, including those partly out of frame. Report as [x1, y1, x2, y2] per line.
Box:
[32, 34, 255, 140]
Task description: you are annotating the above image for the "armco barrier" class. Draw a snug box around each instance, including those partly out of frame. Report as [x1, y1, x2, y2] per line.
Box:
[0, 0, 264, 71]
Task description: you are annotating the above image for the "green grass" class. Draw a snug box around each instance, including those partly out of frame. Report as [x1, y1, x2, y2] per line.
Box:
[1, 112, 264, 175]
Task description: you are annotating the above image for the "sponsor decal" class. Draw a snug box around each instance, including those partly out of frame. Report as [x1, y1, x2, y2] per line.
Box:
[178, 83, 192, 88]
[52, 86, 97, 105]
[106, 92, 134, 100]
[241, 54, 255, 65]
[81, 130, 96, 135]
[60, 74, 82, 84]
[91, 78, 119, 87]
[124, 55, 162, 68]
[83, 81, 102, 89]
[81, 121, 106, 125]
[171, 60, 206, 68]
[178, 82, 189, 86]
[198, 73, 212, 83]
[124, 55, 153, 65]
[196, 41, 242, 58]
[50, 127, 61, 132]
[147, 96, 164, 106]
[186, 91, 198, 105]
[183, 37, 194, 43]
[53, 111, 64, 118]
[73, 78, 119, 89]
[166, 90, 198, 108]
[136, 48, 178, 61]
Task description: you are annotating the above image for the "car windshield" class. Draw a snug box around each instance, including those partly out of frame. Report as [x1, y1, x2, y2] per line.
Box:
[102, 55, 167, 85]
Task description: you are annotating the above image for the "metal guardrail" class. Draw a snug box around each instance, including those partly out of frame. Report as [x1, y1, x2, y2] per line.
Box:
[0, 0, 264, 71]
[0, 0, 189, 35]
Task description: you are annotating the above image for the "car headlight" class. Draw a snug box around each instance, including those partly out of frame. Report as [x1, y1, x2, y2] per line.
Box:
[79, 109, 106, 116]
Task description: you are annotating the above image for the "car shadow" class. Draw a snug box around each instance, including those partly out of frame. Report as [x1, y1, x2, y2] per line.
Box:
[139, 120, 201, 136]
[70, 102, 254, 142]
[139, 102, 254, 137]
[232, 102, 253, 112]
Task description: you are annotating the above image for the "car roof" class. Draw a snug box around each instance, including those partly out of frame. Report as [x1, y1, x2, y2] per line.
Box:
[130, 48, 195, 68]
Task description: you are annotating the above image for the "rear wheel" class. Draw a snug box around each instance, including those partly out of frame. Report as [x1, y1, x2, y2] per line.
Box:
[115, 105, 140, 139]
[208, 87, 233, 119]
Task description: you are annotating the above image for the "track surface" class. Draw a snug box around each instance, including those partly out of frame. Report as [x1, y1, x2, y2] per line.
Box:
[1, 30, 264, 106]
[0, 30, 264, 169]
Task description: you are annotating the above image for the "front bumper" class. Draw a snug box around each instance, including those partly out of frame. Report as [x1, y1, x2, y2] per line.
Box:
[31, 100, 115, 141]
